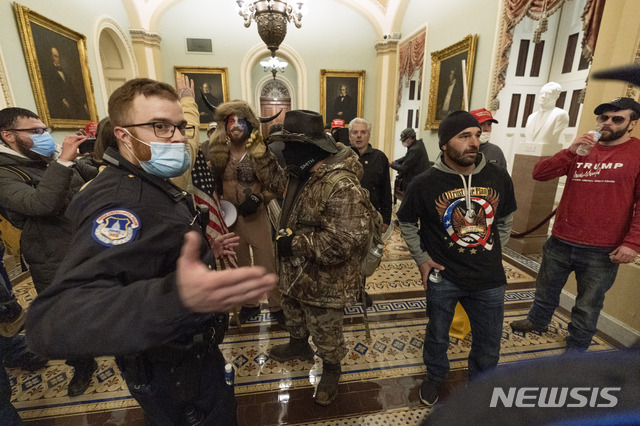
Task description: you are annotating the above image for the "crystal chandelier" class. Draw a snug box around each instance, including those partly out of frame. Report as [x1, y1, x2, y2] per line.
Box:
[260, 56, 288, 79]
[236, 0, 304, 57]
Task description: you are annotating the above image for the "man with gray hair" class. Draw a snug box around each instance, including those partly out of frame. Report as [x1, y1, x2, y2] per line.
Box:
[349, 117, 392, 229]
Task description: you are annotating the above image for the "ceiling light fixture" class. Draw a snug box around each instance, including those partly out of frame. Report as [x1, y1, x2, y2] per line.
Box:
[236, 0, 304, 57]
[260, 56, 288, 79]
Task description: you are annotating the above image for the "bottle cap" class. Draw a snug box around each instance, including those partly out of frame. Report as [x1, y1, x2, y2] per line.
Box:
[225, 363, 233, 373]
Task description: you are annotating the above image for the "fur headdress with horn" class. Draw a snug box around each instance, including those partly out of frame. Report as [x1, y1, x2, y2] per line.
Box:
[208, 100, 263, 186]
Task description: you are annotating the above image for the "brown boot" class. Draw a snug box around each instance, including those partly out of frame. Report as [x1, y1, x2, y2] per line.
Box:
[269, 336, 314, 362]
[315, 362, 341, 405]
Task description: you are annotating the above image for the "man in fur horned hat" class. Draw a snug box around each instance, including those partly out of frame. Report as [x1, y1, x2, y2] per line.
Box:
[208, 100, 287, 324]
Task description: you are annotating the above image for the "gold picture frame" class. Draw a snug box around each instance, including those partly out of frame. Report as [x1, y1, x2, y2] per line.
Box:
[425, 34, 478, 130]
[174, 66, 230, 129]
[320, 69, 365, 125]
[14, 3, 98, 129]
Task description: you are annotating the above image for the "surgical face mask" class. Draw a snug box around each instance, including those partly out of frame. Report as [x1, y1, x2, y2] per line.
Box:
[140, 142, 190, 177]
[29, 132, 56, 157]
[479, 132, 491, 144]
[402, 140, 409, 148]
[124, 129, 190, 178]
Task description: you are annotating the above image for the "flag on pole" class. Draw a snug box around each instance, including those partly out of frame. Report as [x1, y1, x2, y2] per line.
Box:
[191, 149, 238, 269]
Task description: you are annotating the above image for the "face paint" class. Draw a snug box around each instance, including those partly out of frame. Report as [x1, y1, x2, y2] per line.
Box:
[226, 114, 251, 139]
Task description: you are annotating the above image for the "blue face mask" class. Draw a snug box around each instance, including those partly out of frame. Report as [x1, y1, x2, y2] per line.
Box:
[123, 129, 191, 178]
[139, 142, 190, 178]
[29, 132, 56, 157]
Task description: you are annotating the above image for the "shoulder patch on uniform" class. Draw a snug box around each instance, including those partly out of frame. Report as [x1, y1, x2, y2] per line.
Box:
[92, 209, 141, 247]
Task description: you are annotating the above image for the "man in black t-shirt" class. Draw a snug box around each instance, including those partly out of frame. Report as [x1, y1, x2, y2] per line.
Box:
[397, 111, 516, 407]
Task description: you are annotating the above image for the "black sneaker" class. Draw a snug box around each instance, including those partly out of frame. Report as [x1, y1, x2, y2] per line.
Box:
[419, 378, 440, 407]
[3, 350, 48, 372]
[68, 360, 98, 397]
[510, 318, 548, 333]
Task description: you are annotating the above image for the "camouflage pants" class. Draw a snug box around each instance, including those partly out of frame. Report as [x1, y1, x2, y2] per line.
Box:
[281, 294, 347, 364]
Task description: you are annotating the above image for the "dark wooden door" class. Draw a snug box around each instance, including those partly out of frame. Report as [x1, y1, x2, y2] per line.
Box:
[260, 98, 290, 136]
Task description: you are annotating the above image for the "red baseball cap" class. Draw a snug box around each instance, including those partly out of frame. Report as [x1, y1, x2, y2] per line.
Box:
[85, 121, 98, 137]
[331, 119, 345, 128]
[470, 108, 498, 125]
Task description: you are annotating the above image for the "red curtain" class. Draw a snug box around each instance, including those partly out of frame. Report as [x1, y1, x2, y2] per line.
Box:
[581, 0, 606, 61]
[492, 0, 565, 104]
[396, 29, 426, 114]
[492, 0, 604, 104]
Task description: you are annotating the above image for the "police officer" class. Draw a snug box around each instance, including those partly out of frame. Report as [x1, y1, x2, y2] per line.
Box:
[26, 78, 276, 425]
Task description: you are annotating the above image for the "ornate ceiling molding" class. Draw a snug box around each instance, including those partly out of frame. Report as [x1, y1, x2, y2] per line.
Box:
[129, 29, 162, 48]
[375, 39, 400, 54]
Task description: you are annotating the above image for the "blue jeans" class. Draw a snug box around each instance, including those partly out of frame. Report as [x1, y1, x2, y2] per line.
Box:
[424, 279, 505, 384]
[528, 236, 619, 350]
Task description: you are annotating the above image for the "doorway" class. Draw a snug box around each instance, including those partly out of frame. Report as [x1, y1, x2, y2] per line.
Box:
[259, 80, 291, 136]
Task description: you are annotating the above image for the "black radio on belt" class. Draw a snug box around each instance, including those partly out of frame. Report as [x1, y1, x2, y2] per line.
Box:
[195, 205, 209, 232]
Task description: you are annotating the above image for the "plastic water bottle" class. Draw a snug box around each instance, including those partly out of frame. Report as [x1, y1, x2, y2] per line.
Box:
[224, 363, 234, 386]
[362, 244, 384, 276]
[429, 269, 444, 283]
[576, 126, 602, 156]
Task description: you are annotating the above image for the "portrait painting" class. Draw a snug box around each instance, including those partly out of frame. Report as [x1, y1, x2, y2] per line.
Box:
[174, 67, 230, 129]
[14, 3, 98, 129]
[425, 34, 477, 130]
[320, 70, 365, 126]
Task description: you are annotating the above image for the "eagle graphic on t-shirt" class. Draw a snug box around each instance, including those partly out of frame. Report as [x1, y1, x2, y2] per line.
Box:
[435, 187, 500, 249]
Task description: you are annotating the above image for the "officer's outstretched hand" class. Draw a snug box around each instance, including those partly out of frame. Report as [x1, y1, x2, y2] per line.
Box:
[177, 231, 276, 313]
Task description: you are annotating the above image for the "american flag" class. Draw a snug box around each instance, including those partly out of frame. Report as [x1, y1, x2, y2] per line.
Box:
[191, 149, 238, 269]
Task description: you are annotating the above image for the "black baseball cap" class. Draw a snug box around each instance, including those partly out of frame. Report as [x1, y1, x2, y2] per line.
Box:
[593, 97, 640, 115]
[400, 128, 416, 141]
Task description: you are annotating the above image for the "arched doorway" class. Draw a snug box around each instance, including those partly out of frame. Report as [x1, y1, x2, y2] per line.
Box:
[98, 27, 135, 101]
[260, 80, 291, 136]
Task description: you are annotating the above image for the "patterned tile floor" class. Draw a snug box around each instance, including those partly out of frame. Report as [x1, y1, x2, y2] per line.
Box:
[4, 228, 623, 425]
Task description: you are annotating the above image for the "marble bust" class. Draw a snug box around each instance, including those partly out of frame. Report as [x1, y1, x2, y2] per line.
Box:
[524, 82, 569, 145]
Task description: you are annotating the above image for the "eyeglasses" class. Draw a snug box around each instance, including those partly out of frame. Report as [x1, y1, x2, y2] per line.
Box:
[8, 127, 51, 135]
[122, 122, 195, 139]
[596, 114, 627, 124]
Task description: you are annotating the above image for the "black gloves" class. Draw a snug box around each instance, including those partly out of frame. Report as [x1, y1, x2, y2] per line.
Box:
[237, 193, 261, 217]
[276, 228, 295, 257]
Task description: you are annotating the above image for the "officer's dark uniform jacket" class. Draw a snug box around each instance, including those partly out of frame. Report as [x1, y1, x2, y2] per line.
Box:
[27, 147, 219, 359]
[27, 148, 236, 424]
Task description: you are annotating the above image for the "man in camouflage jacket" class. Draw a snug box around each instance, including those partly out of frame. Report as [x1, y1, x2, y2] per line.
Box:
[267, 110, 370, 406]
